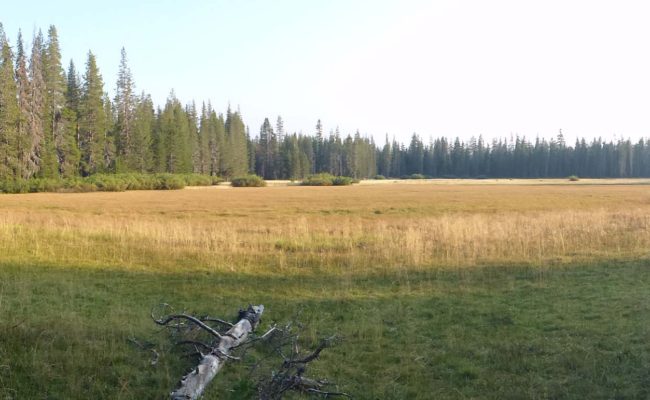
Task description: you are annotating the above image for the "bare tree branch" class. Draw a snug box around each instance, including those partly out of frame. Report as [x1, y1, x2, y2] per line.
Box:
[284, 335, 337, 366]
[153, 312, 223, 340]
[199, 316, 234, 328]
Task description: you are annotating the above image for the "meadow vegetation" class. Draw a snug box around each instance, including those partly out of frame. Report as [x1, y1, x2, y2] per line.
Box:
[301, 173, 357, 186]
[0, 173, 223, 194]
[230, 175, 267, 187]
[0, 182, 649, 399]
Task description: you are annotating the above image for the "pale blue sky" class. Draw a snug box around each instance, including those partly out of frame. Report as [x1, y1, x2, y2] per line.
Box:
[3, 1, 650, 143]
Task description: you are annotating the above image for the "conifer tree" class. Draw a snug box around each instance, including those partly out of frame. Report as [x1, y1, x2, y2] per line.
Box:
[42, 25, 67, 177]
[158, 92, 192, 173]
[151, 106, 165, 172]
[27, 31, 47, 178]
[66, 60, 81, 114]
[114, 47, 136, 171]
[223, 107, 248, 177]
[197, 103, 211, 174]
[257, 117, 277, 179]
[0, 32, 19, 179]
[102, 93, 116, 172]
[78, 52, 106, 176]
[186, 101, 199, 172]
[15, 30, 32, 179]
[209, 107, 225, 176]
[130, 93, 154, 172]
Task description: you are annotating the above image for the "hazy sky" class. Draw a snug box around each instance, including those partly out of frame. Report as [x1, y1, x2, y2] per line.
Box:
[3, 0, 650, 143]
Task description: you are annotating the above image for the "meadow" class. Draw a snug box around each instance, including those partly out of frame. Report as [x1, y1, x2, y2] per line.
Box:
[1, 181, 649, 399]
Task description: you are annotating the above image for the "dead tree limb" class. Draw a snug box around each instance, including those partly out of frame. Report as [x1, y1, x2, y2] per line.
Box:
[154, 304, 264, 400]
[153, 305, 349, 399]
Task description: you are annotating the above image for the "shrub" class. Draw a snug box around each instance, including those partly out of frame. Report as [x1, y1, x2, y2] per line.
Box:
[87, 175, 129, 192]
[332, 176, 354, 186]
[301, 173, 335, 186]
[409, 173, 426, 179]
[180, 173, 219, 187]
[0, 179, 30, 193]
[64, 179, 97, 193]
[374, 175, 386, 180]
[568, 175, 580, 181]
[301, 173, 356, 186]
[29, 178, 65, 193]
[231, 175, 266, 187]
[154, 174, 186, 190]
[0, 173, 226, 195]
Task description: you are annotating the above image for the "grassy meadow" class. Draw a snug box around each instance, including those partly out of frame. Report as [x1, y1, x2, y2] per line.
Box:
[1, 181, 650, 399]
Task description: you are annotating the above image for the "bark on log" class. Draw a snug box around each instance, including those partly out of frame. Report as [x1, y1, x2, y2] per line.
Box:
[170, 305, 264, 400]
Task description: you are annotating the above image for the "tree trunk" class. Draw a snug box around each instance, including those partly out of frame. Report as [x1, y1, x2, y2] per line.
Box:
[170, 305, 264, 400]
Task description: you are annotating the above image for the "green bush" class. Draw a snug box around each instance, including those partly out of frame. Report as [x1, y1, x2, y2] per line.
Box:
[301, 173, 334, 186]
[29, 178, 66, 193]
[0, 173, 226, 194]
[231, 174, 266, 187]
[180, 173, 221, 187]
[568, 175, 580, 181]
[332, 176, 354, 186]
[408, 173, 426, 179]
[374, 175, 386, 180]
[301, 173, 356, 186]
[64, 178, 97, 193]
[154, 174, 186, 190]
[87, 175, 129, 192]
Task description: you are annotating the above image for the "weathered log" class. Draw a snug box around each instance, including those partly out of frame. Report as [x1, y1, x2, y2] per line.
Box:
[166, 305, 264, 400]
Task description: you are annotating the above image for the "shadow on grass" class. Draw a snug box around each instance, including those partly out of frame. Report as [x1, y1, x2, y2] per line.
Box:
[0, 261, 649, 399]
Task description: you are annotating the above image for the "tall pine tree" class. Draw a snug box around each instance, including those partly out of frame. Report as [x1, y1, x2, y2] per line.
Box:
[0, 30, 18, 179]
[78, 52, 106, 176]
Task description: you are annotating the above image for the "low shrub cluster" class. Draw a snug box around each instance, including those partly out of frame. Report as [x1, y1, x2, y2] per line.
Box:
[230, 174, 267, 187]
[568, 175, 580, 181]
[301, 173, 357, 186]
[0, 173, 223, 194]
[407, 173, 427, 179]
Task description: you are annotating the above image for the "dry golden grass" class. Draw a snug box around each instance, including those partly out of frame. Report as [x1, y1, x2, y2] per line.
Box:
[0, 183, 649, 273]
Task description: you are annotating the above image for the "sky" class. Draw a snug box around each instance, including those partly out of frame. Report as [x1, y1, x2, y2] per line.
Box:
[2, 0, 650, 144]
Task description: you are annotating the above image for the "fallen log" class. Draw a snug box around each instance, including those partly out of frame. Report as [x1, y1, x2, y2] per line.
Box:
[153, 304, 264, 400]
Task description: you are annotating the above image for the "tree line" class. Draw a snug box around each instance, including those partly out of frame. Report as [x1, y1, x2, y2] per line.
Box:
[1, 23, 649, 182]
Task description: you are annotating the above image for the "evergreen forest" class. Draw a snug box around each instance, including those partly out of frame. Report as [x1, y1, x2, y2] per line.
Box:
[1, 23, 650, 182]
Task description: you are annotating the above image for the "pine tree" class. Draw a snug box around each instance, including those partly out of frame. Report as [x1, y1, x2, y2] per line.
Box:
[15, 30, 32, 179]
[222, 107, 248, 177]
[27, 31, 47, 178]
[151, 106, 165, 172]
[314, 119, 324, 173]
[130, 93, 154, 172]
[257, 117, 276, 179]
[78, 52, 106, 176]
[60, 59, 82, 177]
[114, 47, 136, 171]
[102, 93, 116, 172]
[197, 103, 210, 174]
[186, 101, 199, 172]
[0, 32, 19, 179]
[209, 107, 225, 176]
[42, 25, 67, 177]
[276, 116, 284, 143]
[66, 60, 81, 113]
[158, 92, 192, 173]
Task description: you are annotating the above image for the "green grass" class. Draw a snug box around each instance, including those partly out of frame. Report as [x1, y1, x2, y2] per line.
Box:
[1, 260, 649, 399]
[1, 184, 650, 399]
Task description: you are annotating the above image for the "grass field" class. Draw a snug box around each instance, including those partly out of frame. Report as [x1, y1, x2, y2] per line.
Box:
[1, 181, 649, 399]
